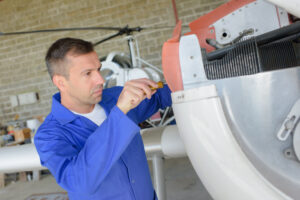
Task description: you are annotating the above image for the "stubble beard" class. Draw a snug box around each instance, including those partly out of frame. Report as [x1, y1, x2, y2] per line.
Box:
[90, 84, 103, 103]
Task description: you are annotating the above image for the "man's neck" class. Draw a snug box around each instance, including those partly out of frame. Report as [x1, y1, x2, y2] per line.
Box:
[60, 93, 95, 114]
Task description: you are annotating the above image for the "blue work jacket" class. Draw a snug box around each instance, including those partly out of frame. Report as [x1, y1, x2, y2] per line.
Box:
[34, 85, 172, 200]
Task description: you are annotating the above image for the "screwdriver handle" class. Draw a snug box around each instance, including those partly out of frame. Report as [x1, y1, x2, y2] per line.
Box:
[150, 81, 164, 91]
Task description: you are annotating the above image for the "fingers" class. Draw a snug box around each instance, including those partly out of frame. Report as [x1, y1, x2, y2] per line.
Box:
[126, 84, 147, 103]
[116, 78, 159, 114]
[137, 78, 158, 88]
[126, 78, 158, 99]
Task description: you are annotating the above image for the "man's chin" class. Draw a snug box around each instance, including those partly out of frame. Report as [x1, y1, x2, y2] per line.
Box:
[92, 95, 102, 104]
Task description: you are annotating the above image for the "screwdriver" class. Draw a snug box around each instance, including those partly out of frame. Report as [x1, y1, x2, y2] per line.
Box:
[149, 81, 164, 91]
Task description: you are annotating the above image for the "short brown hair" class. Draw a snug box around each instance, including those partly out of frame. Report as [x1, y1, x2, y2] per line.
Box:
[45, 37, 94, 79]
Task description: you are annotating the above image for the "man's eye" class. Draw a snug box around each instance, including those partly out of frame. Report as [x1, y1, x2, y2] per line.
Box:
[86, 72, 91, 76]
[97, 67, 101, 72]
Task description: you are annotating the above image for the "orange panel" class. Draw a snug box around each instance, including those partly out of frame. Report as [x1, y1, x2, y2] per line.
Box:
[162, 21, 183, 92]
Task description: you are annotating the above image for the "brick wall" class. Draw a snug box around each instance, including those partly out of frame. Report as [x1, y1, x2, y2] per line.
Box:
[0, 0, 227, 124]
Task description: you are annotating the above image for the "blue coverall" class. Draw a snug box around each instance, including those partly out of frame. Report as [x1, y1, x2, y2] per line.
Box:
[34, 85, 172, 200]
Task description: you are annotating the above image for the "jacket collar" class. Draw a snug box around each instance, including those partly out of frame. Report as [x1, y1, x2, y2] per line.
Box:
[51, 92, 113, 125]
[51, 93, 78, 125]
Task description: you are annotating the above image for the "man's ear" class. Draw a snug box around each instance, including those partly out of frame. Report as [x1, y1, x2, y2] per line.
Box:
[53, 75, 67, 91]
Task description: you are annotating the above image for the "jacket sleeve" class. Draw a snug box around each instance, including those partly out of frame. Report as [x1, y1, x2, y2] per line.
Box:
[34, 106, 140, 195]
[128, 84, 172, 124]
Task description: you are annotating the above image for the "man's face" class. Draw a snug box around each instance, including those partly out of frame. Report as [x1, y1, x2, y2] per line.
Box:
[63, 51, 104, 108]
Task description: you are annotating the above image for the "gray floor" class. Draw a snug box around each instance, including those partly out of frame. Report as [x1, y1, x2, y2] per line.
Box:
[0, 157, 212, 200]
[0, 174, 65, 200]
[163, 158, 212, 200]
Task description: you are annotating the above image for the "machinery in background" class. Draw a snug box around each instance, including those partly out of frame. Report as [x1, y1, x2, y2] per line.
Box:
[162, 0, 300, 199]
[99, 35, 163, 89]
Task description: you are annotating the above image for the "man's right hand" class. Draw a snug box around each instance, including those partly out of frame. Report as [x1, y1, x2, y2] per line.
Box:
[116, 78, 158, 114]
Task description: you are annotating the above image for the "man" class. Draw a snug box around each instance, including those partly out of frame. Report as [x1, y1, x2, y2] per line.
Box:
[34, 38, 172, 200]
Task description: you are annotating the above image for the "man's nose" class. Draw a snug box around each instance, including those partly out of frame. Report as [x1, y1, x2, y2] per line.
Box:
[94, 71, 105, 85]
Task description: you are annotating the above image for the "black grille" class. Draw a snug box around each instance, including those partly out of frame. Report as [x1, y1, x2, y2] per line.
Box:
[259, 40, 298, 71]
[204, 39, 260, 79]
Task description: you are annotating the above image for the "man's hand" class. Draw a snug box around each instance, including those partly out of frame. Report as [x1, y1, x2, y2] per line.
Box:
[116, 78, 158, 114]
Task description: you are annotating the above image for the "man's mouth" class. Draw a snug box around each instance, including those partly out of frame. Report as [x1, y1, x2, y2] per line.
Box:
[93, 89, 102, 95]
[91, 85, 103, 95]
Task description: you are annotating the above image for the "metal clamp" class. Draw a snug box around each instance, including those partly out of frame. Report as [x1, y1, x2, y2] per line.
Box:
[277, 99, 300, 141]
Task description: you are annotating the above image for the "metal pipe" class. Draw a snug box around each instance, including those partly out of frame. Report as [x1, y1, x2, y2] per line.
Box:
[127, 36, 137, 68]
[152, 154, 166, 200]
[141, 125, 186, 158]
[141, 125, 186, 200]
[161, 125, 186, 158]
[142, 127, 164, 156]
